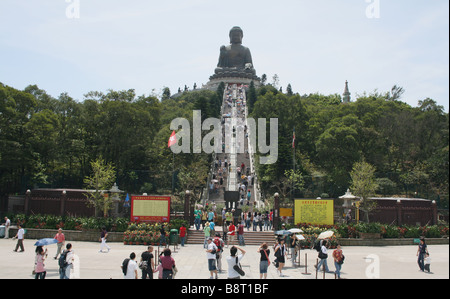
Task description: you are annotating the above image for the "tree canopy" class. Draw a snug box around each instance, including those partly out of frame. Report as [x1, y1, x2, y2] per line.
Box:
[1, 81, 448, 209]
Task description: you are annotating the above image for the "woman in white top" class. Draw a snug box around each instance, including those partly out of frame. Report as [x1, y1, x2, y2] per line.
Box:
[316, 240, 330, 273]
[274, 239, 287, 277]
[123, 252, 138, 279]
[227, 246, 246, 279]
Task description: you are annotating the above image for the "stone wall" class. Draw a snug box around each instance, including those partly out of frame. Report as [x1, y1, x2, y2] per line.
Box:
[9, 227, 123, 243]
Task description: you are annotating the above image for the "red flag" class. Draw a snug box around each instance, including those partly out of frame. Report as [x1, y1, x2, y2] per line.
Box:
[168, 130, 177, 148]
[292, 128, 296, 148]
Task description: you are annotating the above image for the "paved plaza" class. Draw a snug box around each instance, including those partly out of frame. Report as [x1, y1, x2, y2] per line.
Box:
[0, 238, 448, 279]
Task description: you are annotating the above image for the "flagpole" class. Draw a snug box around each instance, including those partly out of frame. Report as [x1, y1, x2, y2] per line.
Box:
[168, 130, 177, 196]
[292, 127, 296, 201]
[172, 144, 175, 197]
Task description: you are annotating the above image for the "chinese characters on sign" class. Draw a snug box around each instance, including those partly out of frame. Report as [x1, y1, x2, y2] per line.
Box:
[294, 199, 334, 225]
[131, 196, 171, 223]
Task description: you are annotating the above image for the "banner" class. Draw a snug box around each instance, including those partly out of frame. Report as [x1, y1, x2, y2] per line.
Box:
[294, 199, 334, 225]
[131, 195, 171, 223]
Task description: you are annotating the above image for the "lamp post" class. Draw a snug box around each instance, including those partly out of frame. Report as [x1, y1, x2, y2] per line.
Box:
[25, 189, 31, 216]
[60, 190, 67, 217]
[184, 190, 191, 224]
[273, 192, 280, 231]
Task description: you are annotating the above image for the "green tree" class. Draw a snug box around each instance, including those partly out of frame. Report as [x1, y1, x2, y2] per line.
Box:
[84, 158, 116, 217]
[247, 80, 257, 114]
[350, 160, 378, 223]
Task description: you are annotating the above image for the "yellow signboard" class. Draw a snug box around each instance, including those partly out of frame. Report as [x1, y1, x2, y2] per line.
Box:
[280, 208, 292, 217]
[294, 199, 334, 225]
[131, 196, 171, 222]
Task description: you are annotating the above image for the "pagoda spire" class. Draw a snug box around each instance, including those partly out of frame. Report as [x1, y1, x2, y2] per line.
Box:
[342, 80, 351, 103]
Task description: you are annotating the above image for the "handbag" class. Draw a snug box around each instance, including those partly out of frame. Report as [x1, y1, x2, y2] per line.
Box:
[139, 260, 148, 270]
[318, 251, 328, 259]
[263, 249, 270, 266]
[233, 256, 245, 276]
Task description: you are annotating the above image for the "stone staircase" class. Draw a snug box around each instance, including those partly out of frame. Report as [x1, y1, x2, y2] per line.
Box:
[186, 227, 276, 246]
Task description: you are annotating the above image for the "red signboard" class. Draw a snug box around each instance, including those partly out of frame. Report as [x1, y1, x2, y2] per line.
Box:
[130, 195, 171, 223]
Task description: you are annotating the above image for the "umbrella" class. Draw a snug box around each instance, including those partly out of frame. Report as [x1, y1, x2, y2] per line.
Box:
[34, 238, 58, 246]
[288, 228, 303, 233]
[295, 234, 305, 240]
[317, 230, 334, 240]
[275, 230, 291, 236]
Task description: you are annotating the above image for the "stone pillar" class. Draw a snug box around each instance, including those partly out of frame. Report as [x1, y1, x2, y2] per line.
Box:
[396, 199, 402, 226]
[60, 190, 67, 217]
[24, 189, 31, 216]
[273, 193, 280, 231]
[432, 200, 438, 225]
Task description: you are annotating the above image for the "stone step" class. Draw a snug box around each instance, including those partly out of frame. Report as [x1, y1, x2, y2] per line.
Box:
[186, 228, 276, 246]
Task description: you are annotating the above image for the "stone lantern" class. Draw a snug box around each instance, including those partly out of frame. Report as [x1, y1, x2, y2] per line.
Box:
[109, 183, 124, 217]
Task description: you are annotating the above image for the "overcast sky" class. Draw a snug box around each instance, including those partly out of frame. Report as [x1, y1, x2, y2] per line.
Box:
[1, 0, 448, 110]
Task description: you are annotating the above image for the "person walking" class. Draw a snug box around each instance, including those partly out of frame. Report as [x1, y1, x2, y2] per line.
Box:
[159, 248, 176, 279]
[213, 233, 225, 273]
[332, 244, 345, 279]
[179, 224, 187, 247]
[237, 221, 245, 246]
[3, 216, 10, 239]
[226, 246, 246, 279]
[206, 237, 218, 279]
[194, 207, 202, 230]
[203, 221, 211, 248]
[53, 228, 65, 260]
[208, 209, 215, 223]
[245, 211, 251, 231]
[225, 210, 232, 226]
[122, 252, 138, 279]
[424, 253, 431, 273]
[34, 246, 47, 279]
[315, 239, 331, 273]
[228, 222, 236, 246]
[253, 212, 259, 231]
[13, 224, 25, 252]
[59, 243, 74, 279]
[201, 209, 208, 229]
[257, 243, 270, 279]
[274, 238, 287, 277]
[159, 224, 167, 247]
[140, 246, 155, 279]
[290, 234, 299, 267]
[99, 227, 110, 253]
[263, 211, 270, 231]
[417, 238, 429, 272]
[222, 221, 228, 247]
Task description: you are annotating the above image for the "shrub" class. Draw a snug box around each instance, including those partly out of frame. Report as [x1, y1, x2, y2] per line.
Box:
[383, 225, 400, 238]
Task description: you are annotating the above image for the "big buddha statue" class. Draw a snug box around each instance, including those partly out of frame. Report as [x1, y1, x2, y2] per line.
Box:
[209, 26, 260, 81]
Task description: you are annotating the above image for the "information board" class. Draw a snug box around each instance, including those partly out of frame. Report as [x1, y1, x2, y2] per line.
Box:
[294, 199, 334, 225]
[131, 196, 171, 223]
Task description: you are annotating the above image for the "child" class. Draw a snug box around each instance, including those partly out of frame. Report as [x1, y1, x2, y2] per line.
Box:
[424, 253, 431, 273]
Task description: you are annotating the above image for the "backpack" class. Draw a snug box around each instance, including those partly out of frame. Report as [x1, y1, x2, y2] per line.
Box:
[313, 241, 321, 252]
[213, 237, 223, 252]
[122, 258, 130, 276]
[233, 256, 245, 276]
[59, 250, 68, 269]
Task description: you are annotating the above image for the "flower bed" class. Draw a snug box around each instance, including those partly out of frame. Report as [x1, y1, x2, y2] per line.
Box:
[11, 213, 129, 232]
[123, 219, 189, 245]
[289, 222, 449, 248]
